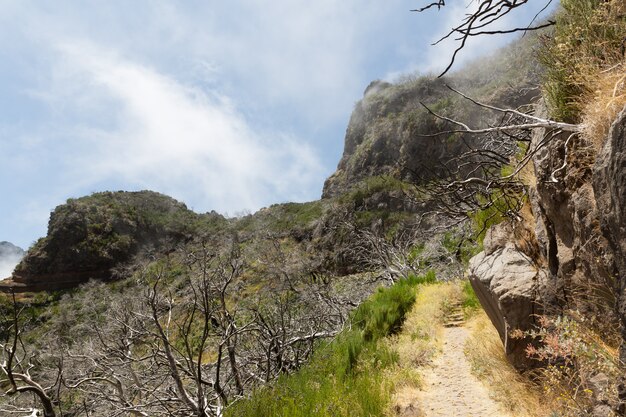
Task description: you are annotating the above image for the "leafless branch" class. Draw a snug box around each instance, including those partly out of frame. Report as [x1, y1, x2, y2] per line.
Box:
[412, 0, 556, 76]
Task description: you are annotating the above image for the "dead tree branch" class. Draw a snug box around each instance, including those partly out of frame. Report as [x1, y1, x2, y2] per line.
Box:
[412, 0, 556, 75]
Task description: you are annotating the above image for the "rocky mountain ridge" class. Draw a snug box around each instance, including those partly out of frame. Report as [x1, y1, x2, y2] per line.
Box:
[2, 191, 224, 291]
[323, 34, 541, 198]
[3, 37, 543, 293]
[0, 241, 25, 279]
[0, 241, 24, 258]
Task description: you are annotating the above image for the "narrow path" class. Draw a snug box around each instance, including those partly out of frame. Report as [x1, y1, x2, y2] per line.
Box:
[392, 296, 513, 417]
[416, 325, 511, 417]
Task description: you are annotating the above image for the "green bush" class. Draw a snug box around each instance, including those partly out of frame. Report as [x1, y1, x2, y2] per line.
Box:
[468, 192, 513, 248]
[352, 278, 417, 343]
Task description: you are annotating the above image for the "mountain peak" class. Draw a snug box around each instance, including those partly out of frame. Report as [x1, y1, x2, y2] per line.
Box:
[0, 241, 25, 279]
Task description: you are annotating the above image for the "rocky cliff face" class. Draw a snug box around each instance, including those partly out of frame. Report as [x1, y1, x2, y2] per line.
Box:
[322, 35, 542, 199]
[593, 106, 626, 382]
[469, 104, 626, 382]
[2, 191, 225, 292]
[322, 77, 451, 198]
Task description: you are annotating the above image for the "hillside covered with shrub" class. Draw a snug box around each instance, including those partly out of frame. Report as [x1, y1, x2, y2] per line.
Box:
[2, 1, 626, 415]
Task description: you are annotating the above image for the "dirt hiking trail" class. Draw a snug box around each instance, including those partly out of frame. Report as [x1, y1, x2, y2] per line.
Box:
[393, 295, 513, 417]
[415, 325, 512, 417]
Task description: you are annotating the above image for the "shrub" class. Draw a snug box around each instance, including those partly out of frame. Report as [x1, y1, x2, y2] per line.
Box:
[352, 277, 417, 343]
[523, 314, 622, 415]
[468, 195, 506, 248]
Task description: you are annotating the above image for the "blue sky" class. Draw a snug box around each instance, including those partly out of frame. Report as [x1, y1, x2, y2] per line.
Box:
[0, 1, 557, 251]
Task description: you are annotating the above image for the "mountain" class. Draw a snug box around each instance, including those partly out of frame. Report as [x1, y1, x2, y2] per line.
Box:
[3, 191, 226, 291]
[0, 241, 25, 279]
[2, 32, 547, 294]
[323, 33, 541, 198]
[3, 9, 626, 413]
[0, 241, 24, 257]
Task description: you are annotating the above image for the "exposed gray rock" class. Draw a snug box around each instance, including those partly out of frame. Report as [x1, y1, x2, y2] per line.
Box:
[592, 404, 615, 417]
[469, 223, 546, 370]
[530, 102, 615, 316]
[482, 222, 514, 256]
[593, 105, 626, 409]
[589, 373, 610, 399]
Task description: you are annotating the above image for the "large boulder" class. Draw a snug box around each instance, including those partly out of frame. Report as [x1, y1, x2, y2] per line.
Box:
[469, 222, 547, 370]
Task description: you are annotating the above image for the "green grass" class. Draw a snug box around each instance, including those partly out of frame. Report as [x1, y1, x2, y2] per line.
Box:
[461, 280, 481, 317]
[338, 175, 409, 207]
[226, 273, 435, 417]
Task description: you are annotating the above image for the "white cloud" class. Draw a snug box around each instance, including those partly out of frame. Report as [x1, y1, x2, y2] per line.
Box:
[0, 253, 23, 279]
[0, 0, 557, 248]
[48, 41, 323, 213]
[393, 1, 558, 77]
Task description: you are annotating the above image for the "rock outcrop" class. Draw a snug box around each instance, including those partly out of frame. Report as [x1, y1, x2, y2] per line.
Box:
[322, 35, 542, 199]
[469, 223, 546, 369]
[1, 191, 225, 292]
[531, 105, 615, 317]
[593, 106, 626, 402]
[470, 104, 626, 371]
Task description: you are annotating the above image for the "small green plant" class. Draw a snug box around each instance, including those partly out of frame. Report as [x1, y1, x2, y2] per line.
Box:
[461, 280, 480, 316]
[468, 192, 517, 248]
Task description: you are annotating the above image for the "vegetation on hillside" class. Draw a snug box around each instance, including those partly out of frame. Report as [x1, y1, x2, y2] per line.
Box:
[14, 191, 228, 277]
[226, 273, 436, 417]
[3, 1, 626, 415]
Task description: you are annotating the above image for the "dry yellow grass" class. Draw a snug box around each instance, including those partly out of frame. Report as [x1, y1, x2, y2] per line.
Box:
[582, 63, 626, 151]
[396, 283, 459, 367]
[464, 312, 551, 417]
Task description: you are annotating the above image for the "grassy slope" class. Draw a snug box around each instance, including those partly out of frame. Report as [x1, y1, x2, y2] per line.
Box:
[226, 279, 549, 417]
[226, 273, 436, 417]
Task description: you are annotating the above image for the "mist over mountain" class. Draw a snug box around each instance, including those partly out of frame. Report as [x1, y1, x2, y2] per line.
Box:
[0, 241, 25, 279]
[2, 2, 626, 415]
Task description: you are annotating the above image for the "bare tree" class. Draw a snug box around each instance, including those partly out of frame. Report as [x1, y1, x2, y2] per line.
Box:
[60, 243, 253, 417]
[348, 228, 423, 283]
[0, 293, 58, 417]
[409, 84, 581, 231]
[41, 236, 346, 416]
[413, 0, 556, 75]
